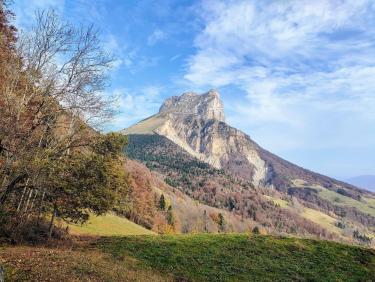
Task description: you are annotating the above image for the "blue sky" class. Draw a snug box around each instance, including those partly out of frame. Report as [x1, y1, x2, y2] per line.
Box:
[12, 0, 375, 179]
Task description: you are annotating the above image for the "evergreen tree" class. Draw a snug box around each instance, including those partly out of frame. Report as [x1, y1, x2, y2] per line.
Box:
[252, 226, 260, 234]
[218, 213, 225, 232]
[159, 194, 166, 211]
[166, 205, 174, 226]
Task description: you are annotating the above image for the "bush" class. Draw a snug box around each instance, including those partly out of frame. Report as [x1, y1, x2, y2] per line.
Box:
[252, 226, 260, 234]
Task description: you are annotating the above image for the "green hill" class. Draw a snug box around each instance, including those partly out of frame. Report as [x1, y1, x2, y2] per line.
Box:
[2, 234, 374, 281]
[100, 234, 375, 281]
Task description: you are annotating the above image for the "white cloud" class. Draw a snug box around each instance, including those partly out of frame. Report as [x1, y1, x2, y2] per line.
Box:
[110, 86, 164, 130]
[183, 0, 375, 176]
[185, 0, 375, 151]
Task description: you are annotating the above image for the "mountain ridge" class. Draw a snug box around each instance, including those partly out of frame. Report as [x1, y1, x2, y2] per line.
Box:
[121, 90, 375, 244]
[121, 90, 372, 196]
[346, 175, 375, 192]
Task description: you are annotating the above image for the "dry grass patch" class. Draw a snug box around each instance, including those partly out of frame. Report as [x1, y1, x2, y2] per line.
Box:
[63, 213, 155, 236]
[0, 243, 170, 282]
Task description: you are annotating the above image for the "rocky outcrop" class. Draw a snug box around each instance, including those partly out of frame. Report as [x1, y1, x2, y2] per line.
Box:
[159, 90, 225, 122]
[121, 90, 375, 242]
[123, 90, 268, 186]
[121, 89, 374, 195]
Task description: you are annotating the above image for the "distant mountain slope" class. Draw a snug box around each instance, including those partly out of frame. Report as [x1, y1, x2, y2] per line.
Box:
[346, 175, 375, 192]
[122, 90, 371, 198]
[121, 90, 375, 245]
[125, 134, 337, 238]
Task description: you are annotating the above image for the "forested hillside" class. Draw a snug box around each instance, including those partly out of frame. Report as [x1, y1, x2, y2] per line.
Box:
[125, 134, 340, 239]
[125, 134, 375, 245]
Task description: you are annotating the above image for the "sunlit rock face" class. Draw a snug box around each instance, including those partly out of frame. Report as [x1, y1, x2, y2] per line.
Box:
[159, 89, 225, 122]
[122, 89, 371, 199]
[124, 89, 268, 186]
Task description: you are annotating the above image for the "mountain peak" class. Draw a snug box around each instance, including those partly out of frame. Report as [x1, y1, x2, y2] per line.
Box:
[159, 90, 225, 122]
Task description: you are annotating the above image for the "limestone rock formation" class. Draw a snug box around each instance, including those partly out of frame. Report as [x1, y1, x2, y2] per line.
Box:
[121, 90, 375, 242]
[121, 90, 372, 194]
[122, 90, 267, 185]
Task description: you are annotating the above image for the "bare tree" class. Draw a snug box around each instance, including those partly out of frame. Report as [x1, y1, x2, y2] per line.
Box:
[19, 9, 115, 129]
[0, 8, 121, 240]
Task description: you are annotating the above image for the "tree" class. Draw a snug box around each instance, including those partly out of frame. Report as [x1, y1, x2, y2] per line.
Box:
[203, 210, 208, 232]
[43, 133, 128, 236]
[159, 194, 166, 211]
[252, 226, 260, 234]
[0, 6, 127, 241]
[353, 230, 372, 245]
[166, 205, 174, 226]
[218, 213, 225, 232]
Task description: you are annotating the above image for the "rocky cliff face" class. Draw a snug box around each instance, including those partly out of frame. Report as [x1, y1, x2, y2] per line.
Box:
[121, 90, 375, 242]
[159, 90, 225, 122]
[121, 89, 373, 195]
[123, 90, 268, 186]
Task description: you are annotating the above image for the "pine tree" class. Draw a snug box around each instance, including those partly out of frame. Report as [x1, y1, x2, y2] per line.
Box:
[218, 213, 225, 232]
[252, 226, 260, 234]
[159, 194, 166, 211]
[166, 205, 174, 226]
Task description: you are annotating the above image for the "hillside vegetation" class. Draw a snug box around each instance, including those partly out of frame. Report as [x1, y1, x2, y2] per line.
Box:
[1, 234, 374, 281]
[65, 213, 155, 236]
[125, 134, 343, 240]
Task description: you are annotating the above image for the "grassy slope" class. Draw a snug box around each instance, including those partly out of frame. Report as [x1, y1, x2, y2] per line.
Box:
[64, 213, 155, 236]
[319, 188, 375, 217]
[265, 196, 341, 235]
[292, 179, 375, 217]
[0, 245, 170, 282]
[100, 234, 375, 282]
[1, 234, 374, 281]
[301, 208, 341, 234]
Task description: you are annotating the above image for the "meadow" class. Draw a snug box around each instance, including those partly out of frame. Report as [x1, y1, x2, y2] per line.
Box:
[2, 233, 374, 281]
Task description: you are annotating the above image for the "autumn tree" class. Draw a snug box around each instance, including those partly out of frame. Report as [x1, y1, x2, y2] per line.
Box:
[0, 5, 128, 241]
[203, 210, 208, 232]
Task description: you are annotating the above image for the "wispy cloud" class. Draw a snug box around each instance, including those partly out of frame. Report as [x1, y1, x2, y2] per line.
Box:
[110, 86, 164, 130]
[185, 0, 375, 156]
[10, 0, 375, 177]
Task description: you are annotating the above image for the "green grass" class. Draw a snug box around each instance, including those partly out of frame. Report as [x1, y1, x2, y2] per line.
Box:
[291, 179, 375, 217]
[318, 189, 375, 217]
[65, 212, 155, 236]
[265, 196, 341, 234]
[264, 195, 289, 208]
[301, 207, 341, 234]
[100, 234, 375, 282]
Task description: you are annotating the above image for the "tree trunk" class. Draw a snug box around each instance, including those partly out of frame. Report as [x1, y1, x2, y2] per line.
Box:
[37, 190, 46, 225]
[24, 188, 33, 212]
[48, 206, 57, 239]
[16, 186, 28, 212]
[0, 174, 27, 206]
